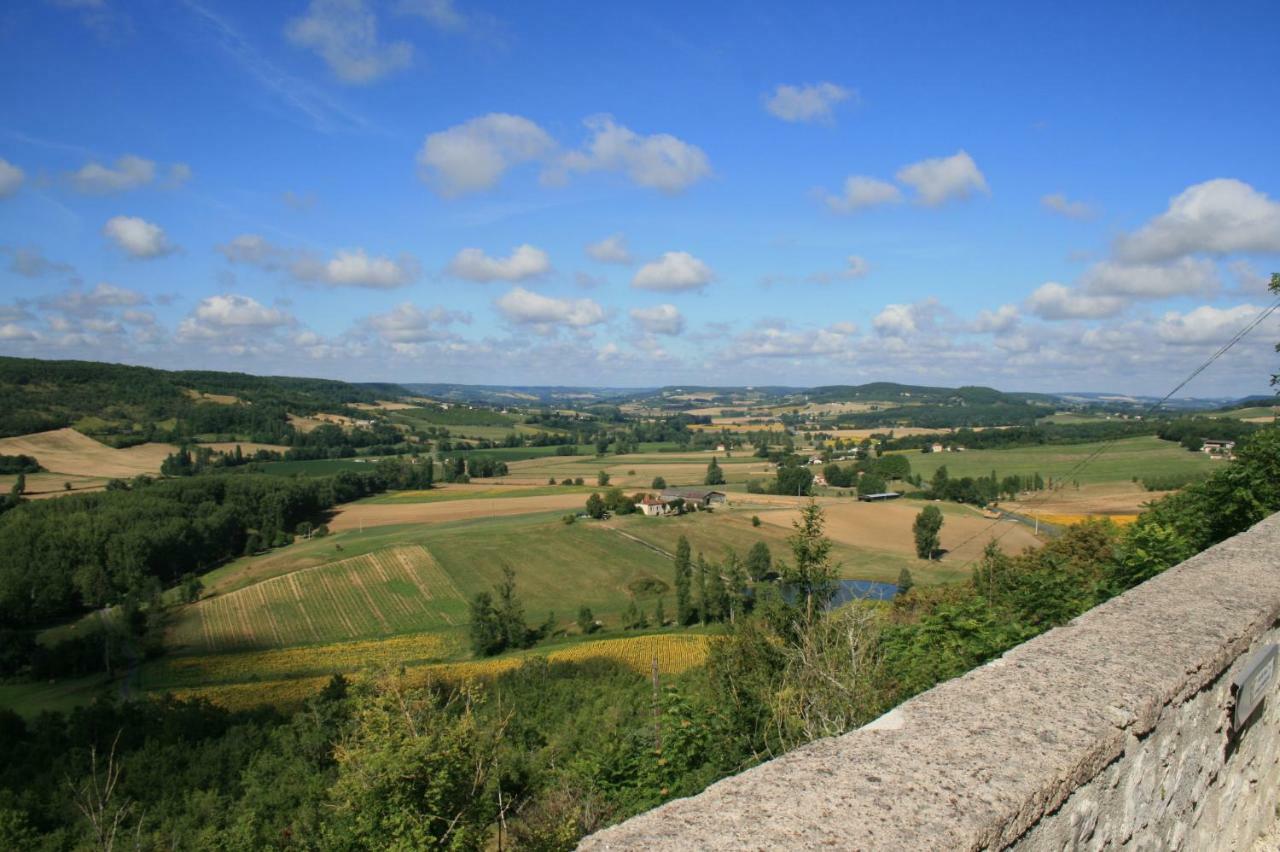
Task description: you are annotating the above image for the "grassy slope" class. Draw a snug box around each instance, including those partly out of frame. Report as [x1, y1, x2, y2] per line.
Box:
[891, 436, 1215, 485]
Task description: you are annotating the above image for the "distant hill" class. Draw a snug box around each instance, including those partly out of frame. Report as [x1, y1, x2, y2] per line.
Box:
[0, 356, 407, 440]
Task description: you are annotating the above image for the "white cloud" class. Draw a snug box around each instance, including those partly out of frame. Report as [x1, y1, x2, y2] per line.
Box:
[285, 0, 412, 84]
[1025, 282, 1125, 320]
[1041, 193, 1095, 220]
[0, 323, 37, 341]
[1080, 257, 1219, 299]
[447, 244, 551, 282]
[823, 176, 902, 214]
[218, 234, 418, 288]
[0, 158, 25, 198]
[102, 215, 175, 258]
[873, 301, 941, 337]
[630, 304, 684, 335]
[397, 0, 466, 30]
[764, 82, 854, 123]
[365, 302, 468, 343]
[312, 248, 418, 289]
[69, 155, 156, 194]
[1228, 260, 1273, 296]
[1115, 179, 1280, 262]
[586, 233, 632, 264]
[49, 283, 146, 314]
[1156, 303, 1275, 345]
[495, 287, 606, 328]
[2, 246, 74, 278]
[971, 304, 1020, 334]
[895, 150, 989, 206]
[176, 294, 292, 344]
[632, 251, 715, 292]
[417, 113, 555, 197]
[725, 323, 857, 359]
[554, 115, 711, 194]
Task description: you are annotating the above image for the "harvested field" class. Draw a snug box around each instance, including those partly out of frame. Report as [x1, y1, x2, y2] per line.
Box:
[753, 498, 1041, 563]
[328, 493, 588, 530]
[351, 400, 418, 411]
[183, 388, 241, 405]
[0, 429, 171, 477]
[0, 472, 106, 498]
[1002, 481, 1166, 516]
[197, 441, 291, 455]
[168, 545, 468, 652]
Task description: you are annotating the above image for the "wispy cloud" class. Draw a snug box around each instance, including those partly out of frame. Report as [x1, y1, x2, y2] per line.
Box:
[180, 0, 371, 134]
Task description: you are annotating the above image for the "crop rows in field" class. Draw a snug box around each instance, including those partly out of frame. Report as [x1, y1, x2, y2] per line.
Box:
[153, 634, 713, 710]
[169, 545, 466, 652]
[148, 632, 454, 687]
[1032, 512, 1138, 527]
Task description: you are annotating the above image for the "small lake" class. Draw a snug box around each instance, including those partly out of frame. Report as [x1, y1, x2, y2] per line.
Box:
[777, 579, 898, 608]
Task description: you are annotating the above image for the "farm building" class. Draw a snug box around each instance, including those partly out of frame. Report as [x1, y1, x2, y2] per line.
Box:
[1202, 439, 1236, 457]
[857, 491, 902, 502]
[660, 489, 728, 508]
[638, 495, 675, 516]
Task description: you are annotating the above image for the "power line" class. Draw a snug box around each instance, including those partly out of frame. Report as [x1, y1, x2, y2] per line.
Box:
[940, 293, 1280, 571]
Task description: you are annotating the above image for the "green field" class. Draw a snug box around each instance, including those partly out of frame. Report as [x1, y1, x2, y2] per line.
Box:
[0, 673, 112, 718]
[1212, 406, 1277, 421]
[256, 458, 386, 476]
[891, 436, 1215, 485]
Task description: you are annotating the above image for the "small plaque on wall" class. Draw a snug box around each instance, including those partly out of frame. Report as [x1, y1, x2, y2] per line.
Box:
[1232, 645, 1277, 732]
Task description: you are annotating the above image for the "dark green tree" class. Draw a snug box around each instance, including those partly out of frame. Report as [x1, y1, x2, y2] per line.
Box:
[651, 475, 667, 490]
[674, 535, 693, 625]
[495, 565, 528, 650]
[695, 554, 710, 625]
[784, 500, 838, 622]
[597, 470, 611, 486]
[896, 567, 915, 595]
[576, 605, 597, 634]
[746, 541, 772, 580]
[585, 492, 605, 519]
[704, 456, 725, 486]
[468, 592, 503, 655]
[913, 505, 944, 560]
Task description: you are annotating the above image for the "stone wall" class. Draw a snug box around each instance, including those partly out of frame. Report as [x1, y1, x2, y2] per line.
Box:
[580, 513, 1280, 850]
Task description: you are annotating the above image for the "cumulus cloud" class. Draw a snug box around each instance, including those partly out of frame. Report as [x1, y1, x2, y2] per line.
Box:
[217, 234, 418, 289]
[417, 113, 555, 197]
[286, 0, 412, 84]
[1041, 192, 1095, 220]
[0, 323, 37, 341]
[895, 150, 988, 206]
[1156, 303, 1276, 346]
[0, 158, 26, 198]
[1025, 282, 1125, 320]
[447, 244, 551, 283]
[725, 322, 858, 359]
[2, 246, 74, 278]
[1115, 179, 1280, 262]
[873, 300, 943, 337]
[364, 302, 469, 343]
[69, 155, 155, 193]
[1080, 257, 1219, 299]
[632, 251, 715, 292]
[495, 287, 606, 329]
[1228, 260, 1273, 296]
[103, 215, 175, 258]
[553, 115, 711, 194]
[48, 283, 146, 315]
[763, 82, 854, 123]
[586, 233, 632, 264]
[176, 295, 293, 347]
[970, 304, 1020, 334]
[823, 176, 902, 214]
[630, 304, 684, 335]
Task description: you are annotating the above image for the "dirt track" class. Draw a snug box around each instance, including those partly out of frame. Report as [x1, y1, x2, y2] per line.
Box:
[328, 493, 589, 531]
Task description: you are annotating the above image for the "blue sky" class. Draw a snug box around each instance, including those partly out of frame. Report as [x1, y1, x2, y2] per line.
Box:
[1, 0, 1278, 395]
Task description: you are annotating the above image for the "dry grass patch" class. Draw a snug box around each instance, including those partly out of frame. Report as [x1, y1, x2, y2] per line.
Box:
[328, 493, 588, 531]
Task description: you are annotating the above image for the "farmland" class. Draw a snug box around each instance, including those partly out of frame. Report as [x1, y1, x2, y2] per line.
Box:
[0, 428, 171, 478]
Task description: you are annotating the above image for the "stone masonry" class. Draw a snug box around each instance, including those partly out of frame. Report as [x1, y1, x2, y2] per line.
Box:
[580, 513, 1280, 850]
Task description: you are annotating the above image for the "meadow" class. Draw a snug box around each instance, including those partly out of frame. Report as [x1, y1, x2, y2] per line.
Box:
[892, 436, 1213, 486]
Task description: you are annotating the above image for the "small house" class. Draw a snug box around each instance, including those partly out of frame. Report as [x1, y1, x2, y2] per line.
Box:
[661, 489, 727, 508]
[638, 495, 674, 516]
[1202, 439, 1236, 458]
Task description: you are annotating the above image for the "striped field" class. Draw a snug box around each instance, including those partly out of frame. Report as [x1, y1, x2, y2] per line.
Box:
[168, 545, 468, 653]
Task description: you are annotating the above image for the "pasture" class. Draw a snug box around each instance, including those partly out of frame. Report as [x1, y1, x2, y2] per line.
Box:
[500, 449, 771, 488]
[894, 436, 1213, 487]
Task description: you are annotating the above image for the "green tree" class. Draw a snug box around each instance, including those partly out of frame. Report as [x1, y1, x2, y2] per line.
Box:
[651, 475, 667, 490]
[704, 456, 725, 486]
[674, 536, 693, 625]
[930, 465, 949, 496]
[913, 505, 944, 559]
[495, 565, 528, 650]
[745, 541, 772, 580]
[896, 567, 915, 595]
[468, 592, 503, 656]
[324, 677, 499, 850]
[654, 596, 666, 626]
[695, 554, 710, 624]
[858, 472, 887, 495]
[784, 501, 838, 622]
[597, 470, 611, 486]
[585, 492, 606, 519]
[751, 514, 761, 527]
[724, 551, 747, 623]
[576, 605, 597, 634]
